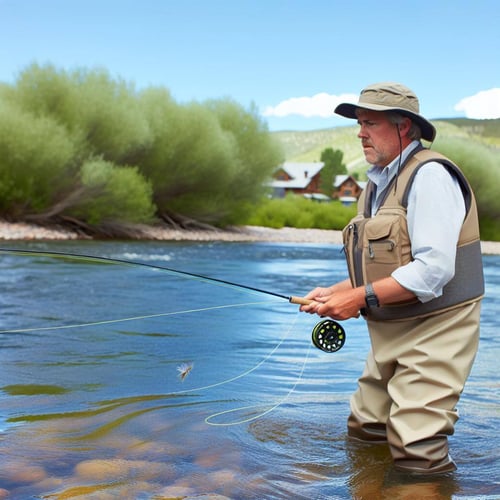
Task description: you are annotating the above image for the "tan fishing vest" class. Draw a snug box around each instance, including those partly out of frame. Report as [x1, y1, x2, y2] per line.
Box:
[342, 147, 484, 321]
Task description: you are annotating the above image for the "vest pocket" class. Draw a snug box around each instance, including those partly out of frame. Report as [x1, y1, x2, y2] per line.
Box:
[368, 239, 395, 261]
[363, 216, 402, 282]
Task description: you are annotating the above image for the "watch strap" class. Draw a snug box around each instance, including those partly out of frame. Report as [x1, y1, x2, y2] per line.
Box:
[365, 283, 380, 308]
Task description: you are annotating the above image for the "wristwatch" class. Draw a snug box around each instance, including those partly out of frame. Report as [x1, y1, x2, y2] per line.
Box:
[365, 283, 380, 308]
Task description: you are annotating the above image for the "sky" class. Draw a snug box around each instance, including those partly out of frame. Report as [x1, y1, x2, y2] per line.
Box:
[1, 0, 499, 131]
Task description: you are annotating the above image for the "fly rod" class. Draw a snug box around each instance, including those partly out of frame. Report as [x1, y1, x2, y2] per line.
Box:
[0, 247, 310, 304]
[0, 247, 346, 352]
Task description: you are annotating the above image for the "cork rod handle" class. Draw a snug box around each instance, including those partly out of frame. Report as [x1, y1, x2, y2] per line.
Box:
[289, 296, 313, 306]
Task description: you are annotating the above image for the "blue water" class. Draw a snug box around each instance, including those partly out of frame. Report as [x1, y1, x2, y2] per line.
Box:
[0, 240, 498, 499]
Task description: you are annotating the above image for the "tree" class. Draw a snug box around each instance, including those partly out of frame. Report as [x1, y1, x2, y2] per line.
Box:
[205, 98, 284, 223]
[319, 147, 347, 195]
[138, 93, 238, 225]
[68, 159, 156, 226]
[138, 93, 283, 226]
[434, 138, 500, 240]
[0, 63, 285, 232]
[11, 63, 152, 165]
[0, 99, 78, 218]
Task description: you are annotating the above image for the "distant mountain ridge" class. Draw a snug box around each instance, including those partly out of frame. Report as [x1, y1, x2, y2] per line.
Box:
[272, 118, 500, 172]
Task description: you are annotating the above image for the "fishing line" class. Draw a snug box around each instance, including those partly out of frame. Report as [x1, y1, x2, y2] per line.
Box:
[0, 247, 348, 428]
[205, 342, 313, 426]
[203, 317, 338, 425]
[149, 310, 310, 426]
[168, 310, 301, 398]
[0, 300, 277, 334]
[15, 309, 305, 432]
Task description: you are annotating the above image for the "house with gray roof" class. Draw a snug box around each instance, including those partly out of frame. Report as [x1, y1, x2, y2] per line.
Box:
[269, 162, 325, 198]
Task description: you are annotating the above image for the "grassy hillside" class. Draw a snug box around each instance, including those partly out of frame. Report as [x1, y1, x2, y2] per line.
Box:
[273, 118, 500, 177]
[438, 118, 500, 146]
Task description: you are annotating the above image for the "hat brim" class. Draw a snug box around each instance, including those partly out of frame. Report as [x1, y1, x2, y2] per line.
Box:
[334, 102, 436, 142]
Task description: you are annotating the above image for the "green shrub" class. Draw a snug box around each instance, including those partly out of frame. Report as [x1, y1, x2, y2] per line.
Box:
[12, 63, 152, 164]
[0, 100, 77, 216]
[69, 159, 156, 225]
[245, 195, 357, 230]
[477, 215, 500, 242]
[434, 138, 500, 241]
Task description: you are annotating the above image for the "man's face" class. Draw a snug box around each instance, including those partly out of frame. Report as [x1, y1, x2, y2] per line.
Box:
[356, 109, 403, 167]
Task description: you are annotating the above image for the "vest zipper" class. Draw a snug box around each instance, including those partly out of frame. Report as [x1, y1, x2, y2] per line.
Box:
[352, 223, 364, 286]
[344, 224, 356, 287]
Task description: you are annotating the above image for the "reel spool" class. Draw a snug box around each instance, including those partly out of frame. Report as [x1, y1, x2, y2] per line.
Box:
[311, 319, 346, 353]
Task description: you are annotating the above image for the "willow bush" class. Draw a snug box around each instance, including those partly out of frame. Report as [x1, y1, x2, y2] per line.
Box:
[0, 100, 78, 218]
[434, 138, 500, 241]
[0, 63, 283, 233]
[206, 99, 283, 215]
[137, 93, 283, 225]
[138, 97, 240, 222]
[10, 63, 152, 165]
[68, 159, 155, 225]
[245, 195, 357, 230]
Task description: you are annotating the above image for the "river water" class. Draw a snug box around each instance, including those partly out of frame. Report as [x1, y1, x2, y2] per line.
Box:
[0, 240, 498, 499]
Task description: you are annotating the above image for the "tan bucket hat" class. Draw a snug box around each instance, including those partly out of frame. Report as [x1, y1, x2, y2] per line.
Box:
[334, 82, 436, 141]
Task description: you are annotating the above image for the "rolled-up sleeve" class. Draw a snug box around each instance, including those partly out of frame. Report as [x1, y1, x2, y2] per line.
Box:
[391, 162, 466, 303]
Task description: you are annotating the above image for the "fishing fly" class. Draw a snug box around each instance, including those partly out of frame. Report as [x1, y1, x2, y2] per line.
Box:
[177, 362, 194, 381]
[0, 247, 348, 428]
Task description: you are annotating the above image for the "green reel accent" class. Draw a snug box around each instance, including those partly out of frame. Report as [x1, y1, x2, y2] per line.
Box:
[311, 319, 346, 353]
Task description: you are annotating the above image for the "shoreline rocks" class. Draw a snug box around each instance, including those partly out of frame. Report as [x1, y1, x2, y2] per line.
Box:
[0, 220, 498, 254]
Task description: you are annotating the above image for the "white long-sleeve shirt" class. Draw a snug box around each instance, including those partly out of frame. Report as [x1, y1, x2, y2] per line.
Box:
[366, 141, 466, 303]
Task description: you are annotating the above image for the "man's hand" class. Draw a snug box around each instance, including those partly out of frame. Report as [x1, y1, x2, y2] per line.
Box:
[299, 279, 362, 320]
[300, 277, 418, 320]
[309, 287, 364, 320]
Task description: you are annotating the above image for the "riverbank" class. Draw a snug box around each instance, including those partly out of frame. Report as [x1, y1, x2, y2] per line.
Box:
[0, 220, 499, 254]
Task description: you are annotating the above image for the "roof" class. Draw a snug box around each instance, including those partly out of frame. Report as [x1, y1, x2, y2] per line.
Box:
[270, 162, 324, 189]
[334, 174, 350, 187]
[334, 174, 367, 190]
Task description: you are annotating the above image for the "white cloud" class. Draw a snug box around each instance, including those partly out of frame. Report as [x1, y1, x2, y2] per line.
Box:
[454, 88, 500, 119]
[262, 92, 358, 118]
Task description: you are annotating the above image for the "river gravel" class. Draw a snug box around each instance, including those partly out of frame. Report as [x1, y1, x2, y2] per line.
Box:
[0, 220, 498, 254]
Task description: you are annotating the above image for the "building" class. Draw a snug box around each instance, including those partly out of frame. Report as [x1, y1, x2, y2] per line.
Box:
[333, 175, 367, 205]
[269, 164, 368, 205]
[269, 162, 325, 198]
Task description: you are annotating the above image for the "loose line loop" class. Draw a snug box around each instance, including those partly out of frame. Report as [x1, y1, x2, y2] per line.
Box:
[0, 247, 322, 427]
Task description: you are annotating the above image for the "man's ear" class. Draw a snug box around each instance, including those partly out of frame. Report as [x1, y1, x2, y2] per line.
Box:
[398, 117, 412, 135]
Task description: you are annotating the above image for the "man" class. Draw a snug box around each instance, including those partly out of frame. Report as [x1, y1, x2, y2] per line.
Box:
[301, 82, 484, 474]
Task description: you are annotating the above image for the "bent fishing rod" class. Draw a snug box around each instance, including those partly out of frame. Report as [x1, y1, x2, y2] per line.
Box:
[0, 247, 346, 353]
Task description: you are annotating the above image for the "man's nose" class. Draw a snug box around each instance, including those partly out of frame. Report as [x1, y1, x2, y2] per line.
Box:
[357, 125, 367, 138]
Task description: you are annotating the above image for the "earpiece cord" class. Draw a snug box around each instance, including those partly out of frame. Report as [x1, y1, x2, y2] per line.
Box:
[393, 124, 403, 194]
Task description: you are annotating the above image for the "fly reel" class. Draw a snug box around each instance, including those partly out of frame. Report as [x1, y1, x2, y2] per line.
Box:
[311, 319, 346, 353]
